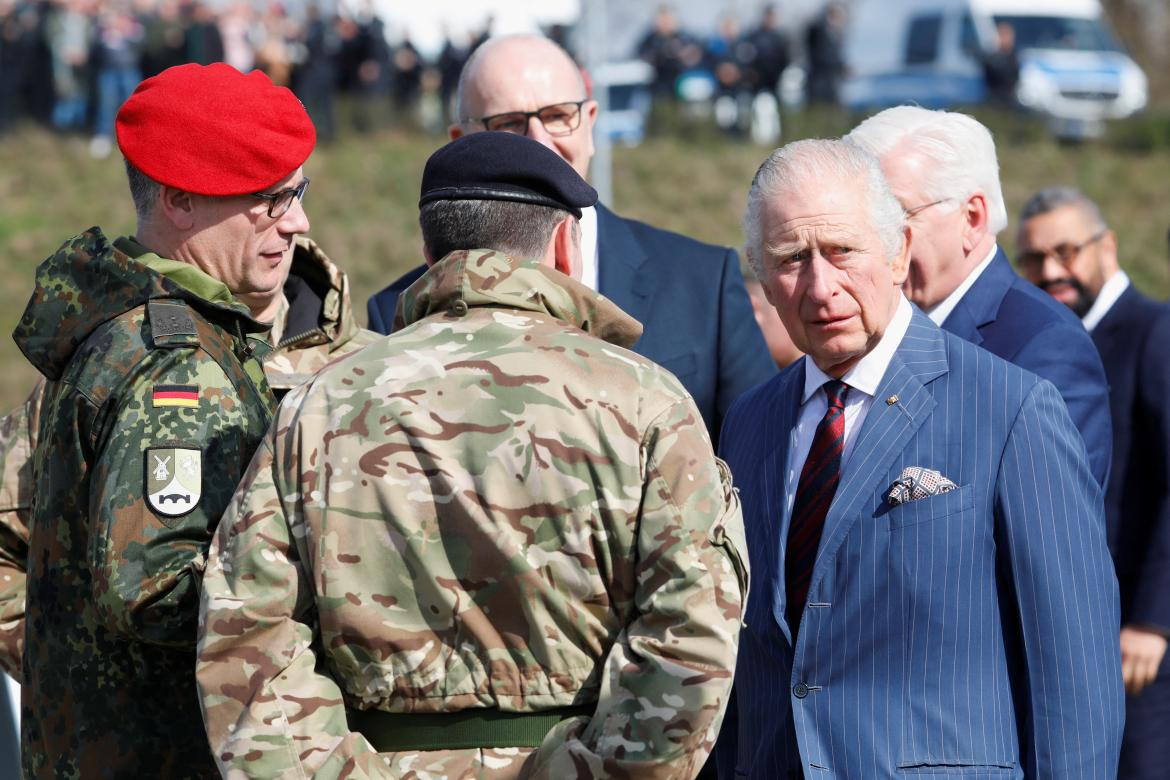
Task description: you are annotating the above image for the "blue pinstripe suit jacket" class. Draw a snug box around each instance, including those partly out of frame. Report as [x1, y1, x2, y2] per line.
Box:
[715, 309, 1123, 779]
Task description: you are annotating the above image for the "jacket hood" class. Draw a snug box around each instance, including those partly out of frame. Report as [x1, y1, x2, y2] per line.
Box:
[13, 227, 262, 381]
[395, 249, 643, 349]
[262, 237, 380, 392]
[278, 236, 362, 352]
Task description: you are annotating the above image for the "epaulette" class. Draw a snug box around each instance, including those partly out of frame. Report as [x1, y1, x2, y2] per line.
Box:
[147, 299, 201, 348]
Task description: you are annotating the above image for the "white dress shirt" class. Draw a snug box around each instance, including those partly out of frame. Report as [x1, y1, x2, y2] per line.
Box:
[578, 206, 600, 292]
[1081, 269, 1129, 333]
[926, 243, 999, 326]
[785, 295, 914, 515]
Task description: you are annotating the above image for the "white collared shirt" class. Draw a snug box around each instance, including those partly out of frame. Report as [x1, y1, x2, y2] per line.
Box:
[785, 295, 914, 514]
[578, 205, 600, 292]
[926, 243, 999, 326]
[1082, 270, 1129, 333]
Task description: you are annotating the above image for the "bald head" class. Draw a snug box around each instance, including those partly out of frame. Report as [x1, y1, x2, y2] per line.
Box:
[450, 35, 598, 180]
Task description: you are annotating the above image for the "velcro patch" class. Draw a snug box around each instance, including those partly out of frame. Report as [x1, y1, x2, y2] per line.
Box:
[148, 300, 198, 337]
[153, 384, 199, 408]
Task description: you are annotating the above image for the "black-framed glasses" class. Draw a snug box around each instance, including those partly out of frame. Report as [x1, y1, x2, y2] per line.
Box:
[904, 198, 951, 219]
[472, 101, 587, 137]
[1017, 230, 1106, 270]
[251, 177, 310, 218]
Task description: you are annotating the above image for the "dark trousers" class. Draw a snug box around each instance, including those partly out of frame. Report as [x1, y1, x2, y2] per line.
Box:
[1120, 671, 1170, 779]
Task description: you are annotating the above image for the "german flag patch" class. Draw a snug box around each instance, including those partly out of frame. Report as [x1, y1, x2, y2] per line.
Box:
[152, 384, 199, 408]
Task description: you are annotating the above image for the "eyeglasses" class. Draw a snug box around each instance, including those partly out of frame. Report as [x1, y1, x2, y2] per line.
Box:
[1016, 230, 1106, 270]
[904, 198, 951, 219]
[472, 101, 587, 137]
[251, 177, 310, 218]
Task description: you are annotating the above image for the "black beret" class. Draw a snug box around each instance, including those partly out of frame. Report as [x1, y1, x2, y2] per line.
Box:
[419, 132, 598, 219]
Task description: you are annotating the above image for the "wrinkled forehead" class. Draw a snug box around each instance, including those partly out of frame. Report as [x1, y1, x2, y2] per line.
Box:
[762, 183, 875, 244]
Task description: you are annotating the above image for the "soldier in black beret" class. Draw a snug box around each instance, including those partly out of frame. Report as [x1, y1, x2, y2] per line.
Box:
[416, 131, 597, 281]
[195, 127, 746, 779]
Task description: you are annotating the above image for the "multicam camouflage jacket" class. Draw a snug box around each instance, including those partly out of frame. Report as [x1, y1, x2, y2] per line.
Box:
[197, 249, 750, 780]
[0, 379, 40, 680]
[0, 236, 378, 681]
[11, 228, 277, 778]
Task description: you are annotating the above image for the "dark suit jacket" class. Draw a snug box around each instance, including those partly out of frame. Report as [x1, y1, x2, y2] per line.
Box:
[940, 248, 1112, 487]
[366, 203, 777, 446]
[1092, 284, 1170, 634]
[716, 308, 1123, 778]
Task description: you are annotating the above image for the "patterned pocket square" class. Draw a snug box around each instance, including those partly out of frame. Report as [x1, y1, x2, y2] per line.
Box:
[886, 466, 958, 506]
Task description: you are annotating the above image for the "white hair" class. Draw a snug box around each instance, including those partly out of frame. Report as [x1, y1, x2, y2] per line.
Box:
[845, 106, 1008, 234]
[743, 138, 906, 278]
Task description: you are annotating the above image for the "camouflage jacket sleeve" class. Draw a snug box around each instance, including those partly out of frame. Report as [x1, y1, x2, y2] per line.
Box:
[197, 413, 392, 780]
[85, 340, 272, 648]
[0, 379, 43, 680]
[525, 397, 749, 779]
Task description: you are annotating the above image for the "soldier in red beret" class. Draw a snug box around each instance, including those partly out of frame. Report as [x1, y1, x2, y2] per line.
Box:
[9, 62, 321, 778]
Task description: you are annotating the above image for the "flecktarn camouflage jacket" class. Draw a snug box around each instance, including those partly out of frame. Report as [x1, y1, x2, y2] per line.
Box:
[0, 235, 378, 681]
[12, 228, 275, 778]
[196, 249, 750, 780]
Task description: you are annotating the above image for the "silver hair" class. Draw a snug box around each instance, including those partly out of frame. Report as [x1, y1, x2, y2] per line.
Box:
[455, 34, 587, 123]
[845, 106, 1008, 234]
[1019, 186, 1107, 232]
[743, 138, 906, 278]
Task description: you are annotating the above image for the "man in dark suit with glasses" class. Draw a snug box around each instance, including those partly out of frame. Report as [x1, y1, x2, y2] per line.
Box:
[366, 34, 777, 448]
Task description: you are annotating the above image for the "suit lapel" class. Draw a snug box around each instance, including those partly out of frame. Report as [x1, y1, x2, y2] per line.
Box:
[809, 313, 948, 594]
[759, 363, 804, 642]
[1090, 283, 1137, 350]
[595, 204, 652, 323]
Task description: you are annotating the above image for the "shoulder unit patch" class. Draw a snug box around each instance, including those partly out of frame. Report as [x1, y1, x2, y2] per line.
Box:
[145, 447, 201, 517]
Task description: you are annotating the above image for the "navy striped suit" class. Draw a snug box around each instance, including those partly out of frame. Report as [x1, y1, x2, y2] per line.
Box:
[716, 308, 1123, 779]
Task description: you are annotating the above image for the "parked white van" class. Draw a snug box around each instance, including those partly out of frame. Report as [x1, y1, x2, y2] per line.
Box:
[840, 0, 1147, 127]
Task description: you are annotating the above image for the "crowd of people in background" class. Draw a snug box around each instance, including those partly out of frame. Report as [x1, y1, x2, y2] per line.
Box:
[635, 2, 847, 135]
[0, 0, 497, 151]
[0, 0, 860, 153]
[1, 0, 1020, 153]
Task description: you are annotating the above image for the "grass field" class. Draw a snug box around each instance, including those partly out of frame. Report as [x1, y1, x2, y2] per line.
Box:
[1, 110, 1169, 410]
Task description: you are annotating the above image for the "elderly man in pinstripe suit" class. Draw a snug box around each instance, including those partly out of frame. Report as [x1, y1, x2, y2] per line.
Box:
[714, 138, 1123, 779]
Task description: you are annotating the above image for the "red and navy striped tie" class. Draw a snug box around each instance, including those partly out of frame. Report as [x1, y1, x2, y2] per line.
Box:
[786, 379, 848, 635]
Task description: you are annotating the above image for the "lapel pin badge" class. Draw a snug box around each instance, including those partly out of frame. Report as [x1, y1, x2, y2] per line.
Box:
[886, 395, 899, 406]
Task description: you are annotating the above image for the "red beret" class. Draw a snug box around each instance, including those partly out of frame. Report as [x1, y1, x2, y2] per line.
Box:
[115, 63, 315, 196]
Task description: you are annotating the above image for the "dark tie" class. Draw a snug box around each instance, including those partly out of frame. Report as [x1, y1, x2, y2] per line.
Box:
[786, 379, 848, 635]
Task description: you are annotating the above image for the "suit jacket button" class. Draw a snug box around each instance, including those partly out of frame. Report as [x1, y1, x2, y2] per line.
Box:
[793, 682, 809, 698]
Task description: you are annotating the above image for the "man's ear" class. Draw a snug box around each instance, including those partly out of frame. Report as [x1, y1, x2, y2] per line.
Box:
[580, 99, 599, 157]
[551, 216, 579, 278]
[448, 123, 465, 141]
[891, 225, 912, 285]
[157, 185, 197, 231]
[1099, 228, 1119, 264]
[960, 192, 990, 254]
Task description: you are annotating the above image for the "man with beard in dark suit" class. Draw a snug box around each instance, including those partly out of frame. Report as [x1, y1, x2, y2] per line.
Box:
[1018, 186, 1170, 780]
